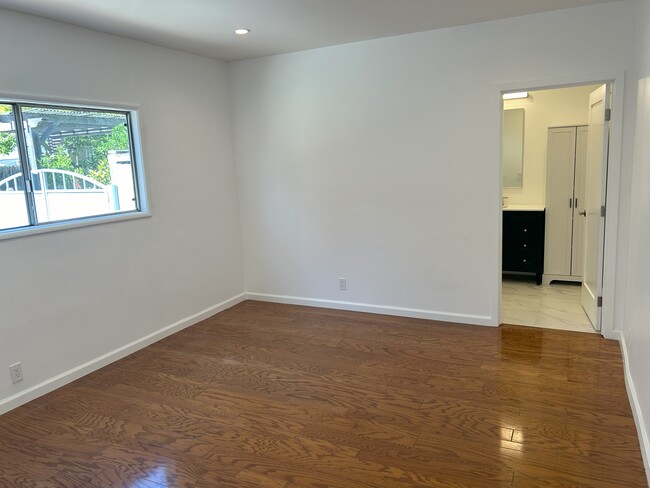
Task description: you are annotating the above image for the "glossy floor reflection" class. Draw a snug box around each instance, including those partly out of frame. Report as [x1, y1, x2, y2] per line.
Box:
[0, 301, 645, 487]
[502, 277, 596, 333]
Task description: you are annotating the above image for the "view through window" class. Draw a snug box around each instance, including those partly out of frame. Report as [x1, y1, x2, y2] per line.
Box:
[0, 102, 141, 232]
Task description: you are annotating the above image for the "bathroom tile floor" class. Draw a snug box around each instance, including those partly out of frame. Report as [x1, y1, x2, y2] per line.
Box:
[501, 276, 597, 334]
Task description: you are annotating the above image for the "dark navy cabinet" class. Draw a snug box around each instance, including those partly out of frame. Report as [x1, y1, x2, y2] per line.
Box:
[502, 210, 545, 285]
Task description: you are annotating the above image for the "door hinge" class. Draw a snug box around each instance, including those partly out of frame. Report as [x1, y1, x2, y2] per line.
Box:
[24, 179, 32, 193]
[601, 205, 606, 217]
[597, 296, 603, 307]
[605, 108, 611, 122]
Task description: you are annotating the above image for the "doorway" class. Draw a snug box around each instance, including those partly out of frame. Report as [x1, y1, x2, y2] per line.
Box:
[499, 81, 616, 335]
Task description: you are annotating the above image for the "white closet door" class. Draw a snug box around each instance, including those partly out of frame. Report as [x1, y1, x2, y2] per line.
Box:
[571, 126, 588, 277]
[545, 127, 577, 276]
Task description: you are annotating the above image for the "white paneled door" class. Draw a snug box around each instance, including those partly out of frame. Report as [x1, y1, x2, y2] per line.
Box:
[545, 127, 577, 277]
[581, 84, 610, 331]
[544, 125, 587, 283]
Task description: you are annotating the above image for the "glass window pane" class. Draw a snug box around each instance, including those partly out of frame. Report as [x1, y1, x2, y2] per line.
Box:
[0, 104, 30, 230]
[21, 105, 137, 224]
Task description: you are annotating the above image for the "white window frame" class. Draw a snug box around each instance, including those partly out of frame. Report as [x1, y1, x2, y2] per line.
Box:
[0, 96, 150, 241]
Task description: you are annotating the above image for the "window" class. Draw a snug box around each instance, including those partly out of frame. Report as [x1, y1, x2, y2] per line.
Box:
[0, 101, 145, 234]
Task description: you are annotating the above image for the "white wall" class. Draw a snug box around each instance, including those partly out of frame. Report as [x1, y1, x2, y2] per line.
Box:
[622, 0, 650, 475]
[0, 10, 244, 408]
[503, 85, 598, 206]
[229, 2, 636, 326]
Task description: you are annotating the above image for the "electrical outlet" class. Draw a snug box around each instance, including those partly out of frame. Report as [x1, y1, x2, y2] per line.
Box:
[9, 363, 23, 383]
[338, 278, 347, 291]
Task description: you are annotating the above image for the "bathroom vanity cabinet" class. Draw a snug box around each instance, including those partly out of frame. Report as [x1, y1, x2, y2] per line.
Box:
[502, 207, 546, 285]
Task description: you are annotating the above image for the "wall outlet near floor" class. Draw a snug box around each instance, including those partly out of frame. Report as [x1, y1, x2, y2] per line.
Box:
[9, 363, 23, 383]
[338, 278, 347, 291]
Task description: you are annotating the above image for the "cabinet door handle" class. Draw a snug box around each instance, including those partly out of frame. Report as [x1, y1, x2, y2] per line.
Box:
[578, 210, 586, 217]
[569, 198, 573, 209]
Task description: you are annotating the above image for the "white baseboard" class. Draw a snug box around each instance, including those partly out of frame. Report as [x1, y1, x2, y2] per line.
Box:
[614, 330, 650, 484]
[245, 292, 495, 326]
[0, 292, 246, 415]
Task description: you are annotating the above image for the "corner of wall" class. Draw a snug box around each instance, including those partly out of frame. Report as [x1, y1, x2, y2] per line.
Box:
[0, 293, 246, 415]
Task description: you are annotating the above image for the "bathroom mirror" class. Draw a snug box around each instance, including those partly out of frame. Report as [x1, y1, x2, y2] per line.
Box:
[503, 108, 524, 188]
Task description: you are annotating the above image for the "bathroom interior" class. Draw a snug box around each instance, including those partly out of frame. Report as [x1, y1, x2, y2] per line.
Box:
[501, 84, 602, 334]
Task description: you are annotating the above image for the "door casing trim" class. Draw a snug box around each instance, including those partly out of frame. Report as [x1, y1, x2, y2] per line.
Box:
[496, 70, 626, 340]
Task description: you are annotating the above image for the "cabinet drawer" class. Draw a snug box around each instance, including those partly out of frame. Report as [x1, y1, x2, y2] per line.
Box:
[503, 213, 541, 237]
[512, 226, 536, 239]
[505, 235, 536, 252]
[503, 248, 536, 272]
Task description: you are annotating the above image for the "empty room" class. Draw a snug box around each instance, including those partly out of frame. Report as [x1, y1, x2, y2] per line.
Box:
[1, 0, 649, 486]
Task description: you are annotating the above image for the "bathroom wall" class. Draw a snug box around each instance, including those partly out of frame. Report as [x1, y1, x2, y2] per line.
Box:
[503, 84, 599, 206]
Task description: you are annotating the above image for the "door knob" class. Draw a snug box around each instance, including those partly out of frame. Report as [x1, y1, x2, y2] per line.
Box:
[578, 210, 587, 216]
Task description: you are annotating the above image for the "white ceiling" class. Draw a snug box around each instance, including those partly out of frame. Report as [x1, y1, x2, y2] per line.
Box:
[0, 0, 621, 61]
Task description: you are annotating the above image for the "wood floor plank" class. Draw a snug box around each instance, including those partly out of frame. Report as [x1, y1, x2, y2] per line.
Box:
[0, 300, 646, 487]
[356, 447, 516, 486]
[88, 443, 207, 488]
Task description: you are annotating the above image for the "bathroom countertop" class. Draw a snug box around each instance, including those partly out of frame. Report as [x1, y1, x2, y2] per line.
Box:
[502, 204, 546, 211]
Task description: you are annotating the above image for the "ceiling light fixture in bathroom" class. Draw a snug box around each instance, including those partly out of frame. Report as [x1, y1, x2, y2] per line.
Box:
[503, 92, 529, 100]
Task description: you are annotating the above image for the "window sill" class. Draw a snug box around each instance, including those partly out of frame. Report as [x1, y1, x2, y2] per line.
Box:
[0, 211, 151, 241]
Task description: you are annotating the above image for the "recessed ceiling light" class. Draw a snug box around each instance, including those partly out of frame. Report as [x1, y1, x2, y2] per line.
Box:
[234, 28, 251, 35]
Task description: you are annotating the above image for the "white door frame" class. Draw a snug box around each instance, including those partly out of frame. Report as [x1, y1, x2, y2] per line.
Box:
[495, 71, 626, 340]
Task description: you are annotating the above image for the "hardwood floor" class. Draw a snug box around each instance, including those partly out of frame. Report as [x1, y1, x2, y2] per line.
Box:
[0, 300, 646, 487]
